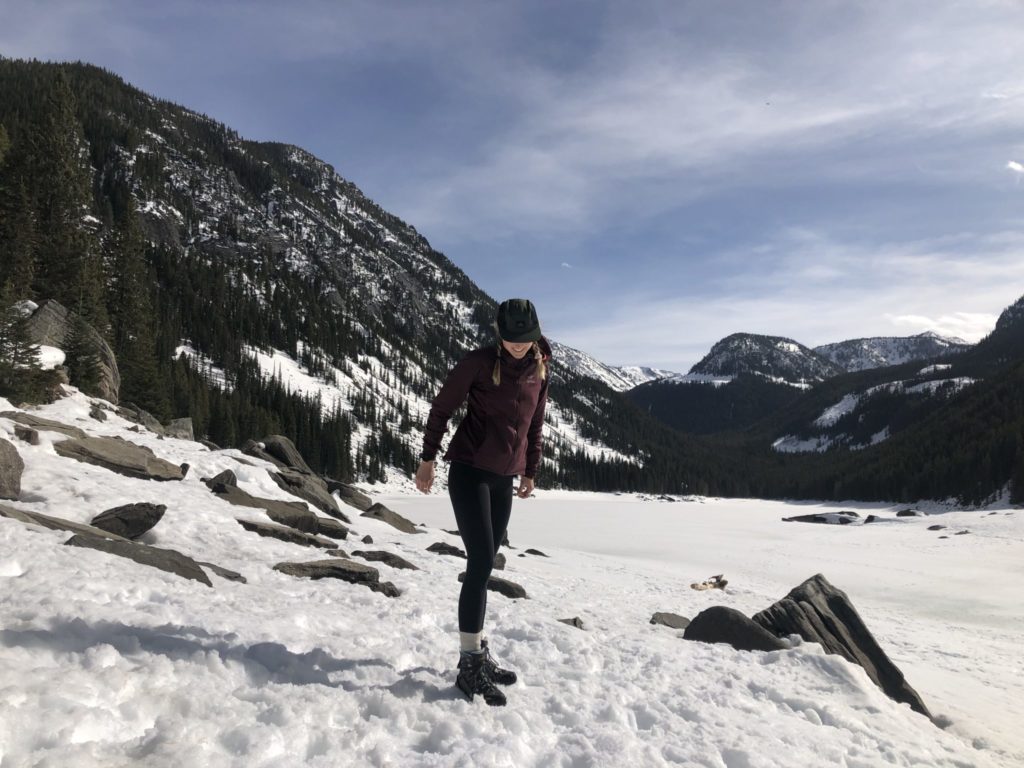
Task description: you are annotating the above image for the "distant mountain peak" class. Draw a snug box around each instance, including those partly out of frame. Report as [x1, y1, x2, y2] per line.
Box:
[995, 294, 1024, 331]
[814, 333, 972, 373]
[690, 332, 842, 385]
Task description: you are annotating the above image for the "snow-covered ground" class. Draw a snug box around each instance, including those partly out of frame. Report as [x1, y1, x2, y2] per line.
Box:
[1, 389, 1021, 767]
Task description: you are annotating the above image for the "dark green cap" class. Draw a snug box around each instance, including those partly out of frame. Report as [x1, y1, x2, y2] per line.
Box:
[496, 298, 541, 342]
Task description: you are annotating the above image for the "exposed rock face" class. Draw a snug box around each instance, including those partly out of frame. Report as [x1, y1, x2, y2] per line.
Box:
[53, 436, 185, 481]
[361, 502, 420, 534]
[0, 438, 23, 500]
[315, 518, 349, 540]
[350, 550, 419, 570]
[244, 435, 314, 474]
[458, 571, 528, 599]
[0, 411, 88, 439]
[273, 557, 400, 597]
[327, 480, 373, 512]
[165, 417, 194, 440]
[683, 606, 787, 652]
[235, 518, 339, 549]
[0, 503, 131, 542]
[427, 541, 466, 558]
[90, 503, 166, 539]
[651, 612, 690, 630]
[271, 469, 348, 522]
[65, 533, 213, 586]
[13, 425, 39, 444]
[751, 574, 932, 719]
[23, 299, 120, 402]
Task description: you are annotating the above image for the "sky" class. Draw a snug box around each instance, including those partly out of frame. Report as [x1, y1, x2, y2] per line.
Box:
[3, 0, 1024, 371]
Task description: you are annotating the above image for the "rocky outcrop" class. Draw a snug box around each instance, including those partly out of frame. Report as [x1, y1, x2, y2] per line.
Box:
[0, 411, 88, 440]
[13, 425, 39, 444]
[458, 571, 528, 599]
[271, 469, 348, 522]
[65, 533, 212, 587]
[165, 418, 194, 440]
[235, 518, 340, 549]
[244, 436, 313, 474]
[651, 612, 690, 630]
[327, 480, 373, 512]
[53, 435, 185, 481]
[427, 541, 466, 558]
[752, 574, 932, 719]
[0, 438, 23, 500]
[683, 606, 787, 652]
[0, 503, 131, 542]
[116, 403, 165, 435]
[23, 299, 120, 402]
[350, 550, 419, 570]
[361, 502, 420, 534]
[315, 518, 349, 540]
[205, 474, 347, 538]
[90, 503, 166, 539]
[273, 557, 400, 597]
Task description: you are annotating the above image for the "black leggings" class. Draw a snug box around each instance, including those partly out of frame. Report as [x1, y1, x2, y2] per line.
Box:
[448, 460, 514, 633]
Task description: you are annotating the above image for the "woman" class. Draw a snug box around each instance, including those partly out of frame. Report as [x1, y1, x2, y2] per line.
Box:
[415, 298, 551, 706]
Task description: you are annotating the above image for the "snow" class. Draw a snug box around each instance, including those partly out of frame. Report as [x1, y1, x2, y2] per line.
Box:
[35, 345, 65, 371]
[813, 393, 861, 427]
[1, 389, 1021, 767]
[661, 373, 736, 387]
[919, 363, 953, 375]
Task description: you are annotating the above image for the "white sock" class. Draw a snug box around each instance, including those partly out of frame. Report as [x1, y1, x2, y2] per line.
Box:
[460, 630, 483, 652]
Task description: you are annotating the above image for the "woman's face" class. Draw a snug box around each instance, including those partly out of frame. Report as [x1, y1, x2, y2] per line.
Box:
[501, 339, 532, 359]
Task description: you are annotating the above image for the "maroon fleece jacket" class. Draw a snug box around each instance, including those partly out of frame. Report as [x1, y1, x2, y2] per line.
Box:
[421, 336, 552, 478]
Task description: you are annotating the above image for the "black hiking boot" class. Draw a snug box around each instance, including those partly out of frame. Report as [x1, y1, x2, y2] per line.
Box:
[456, 650, 506, 706]
[480, 637, 517, 686]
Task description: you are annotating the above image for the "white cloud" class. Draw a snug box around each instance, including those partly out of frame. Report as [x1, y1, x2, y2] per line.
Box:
[1008, 160, 1024, 173]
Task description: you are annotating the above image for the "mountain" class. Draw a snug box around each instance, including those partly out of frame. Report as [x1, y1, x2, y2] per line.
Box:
[813, 332, 971, 372]
[690, 333, 844, 385]
[547, 341, 677, 392]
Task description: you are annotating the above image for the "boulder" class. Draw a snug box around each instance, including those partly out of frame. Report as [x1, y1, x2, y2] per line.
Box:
[53, 435, 184, 481]
[0, 411, 88, 440]
[13, 425, 39, 445]
[271, 469, 348, 522]
[524, 548, 549, 557]
[782, 512, 859, 525]
[273, 557, 400, 597]
[683, 606, 787, 652]
[361, 502, 420, 534]
[117, 403, 165, 435]
[245, 435, 313, 474]
[458, 571, 528, 599]
[90, 502, 166, 539]
[0, 503, 131, 542]
[235, 518, 338, 549]
[316, 517, 349, 540]
[89, 404, 108, 422]
[896, 509, 924, 517]
[350, 549, 419, 570]
[0, 438, 24, 500]
[427, 541, 466, 558]
[493, 552, 506, 571]
[558, 617, 585, 629]
[927, 524, 946, 531]
[200, 439, 221, 451]
[204, 469, 237, 488]
[197, 561, 247, 583]
[165, 417, 194, 440]
[65, 533, 212, 586]
[651, 612, 690, 630]
[326, 479, 373, 512]
[752, 573, 931, 719]
[205, 478, 318, 531]
[361, 534, 373, 544]
[23, 299, 120, 402]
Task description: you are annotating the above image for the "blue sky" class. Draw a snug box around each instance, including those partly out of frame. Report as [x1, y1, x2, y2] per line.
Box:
[4, 0, 1024, 371]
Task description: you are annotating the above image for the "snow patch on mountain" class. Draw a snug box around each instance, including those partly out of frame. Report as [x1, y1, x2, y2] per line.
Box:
[814, 332, 971, 373]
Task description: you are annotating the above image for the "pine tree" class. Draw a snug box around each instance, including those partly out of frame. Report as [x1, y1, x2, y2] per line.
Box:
[63, 312, 104, 396]
[0, 280, 49, 403]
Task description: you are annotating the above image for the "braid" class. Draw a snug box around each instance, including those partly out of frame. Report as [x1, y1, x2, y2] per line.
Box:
[492, 341, 502, 385]
[533, 341, 547, 380]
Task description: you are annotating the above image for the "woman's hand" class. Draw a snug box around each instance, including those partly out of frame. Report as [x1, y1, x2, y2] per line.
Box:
[516, 476, 535, 498]
[415, 460, 435, 493]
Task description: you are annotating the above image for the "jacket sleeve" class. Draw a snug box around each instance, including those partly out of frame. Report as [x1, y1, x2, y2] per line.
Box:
[524, 375, 549, 479]
[420, 353, 480, 461]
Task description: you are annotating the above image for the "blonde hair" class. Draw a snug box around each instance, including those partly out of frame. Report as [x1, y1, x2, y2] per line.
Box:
[491, 335, 547, 386]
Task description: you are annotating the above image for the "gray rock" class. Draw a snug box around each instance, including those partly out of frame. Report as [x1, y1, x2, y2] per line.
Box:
[23, 299, 120, 402]
[443, 529, 460, 536]
[205, 478, 319, 533]
[361, 535, 373, 544]
[683, 606, 787, 652]
[558, 617, 585, 629]
[90, 503, 166, 540]
[493, 552, 506, 571]
[361, 502, 420, 534]
[89, 403, 108, 422]
[13, 425, 39, 445]
[752, 573, 931, 719]
[316, 517, 349, 540]
[273, 557, 400, 597]
[350, 549, 419, 570]
[196, 561, 247, 583]
[0, 438, 23, 500]
[165, 417, 194, 440]
[427, 541, 466, 558]
[204, 469, 237, 488]
[0, 411, 88, 439]
[782, 513, 859, 525]
[200, 439, 221, 451]
[326, 480, 373, 512]
[53, 435, 184, 481]
[256, 435, 313, 474]
[927, 524, 946, 531]
[651, 612, 691, 630]
[0, 503, 131, 542]
[117, 403, 165, 435]
[524, 548, 549, 557]
[65, 533, 212, 586]
[896, 509, 924, 517]
[235, 518, 338, 548]
[458, 571, 528, 599]
[955, 530, 971, 536]
[271, 469, 348, 522]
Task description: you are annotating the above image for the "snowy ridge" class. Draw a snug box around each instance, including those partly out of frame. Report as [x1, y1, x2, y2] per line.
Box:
[0, 388, 1020, 766]
[547, 341, 677, 392]
[690, 333, 843, 386]
[813, 332, 972, 373]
